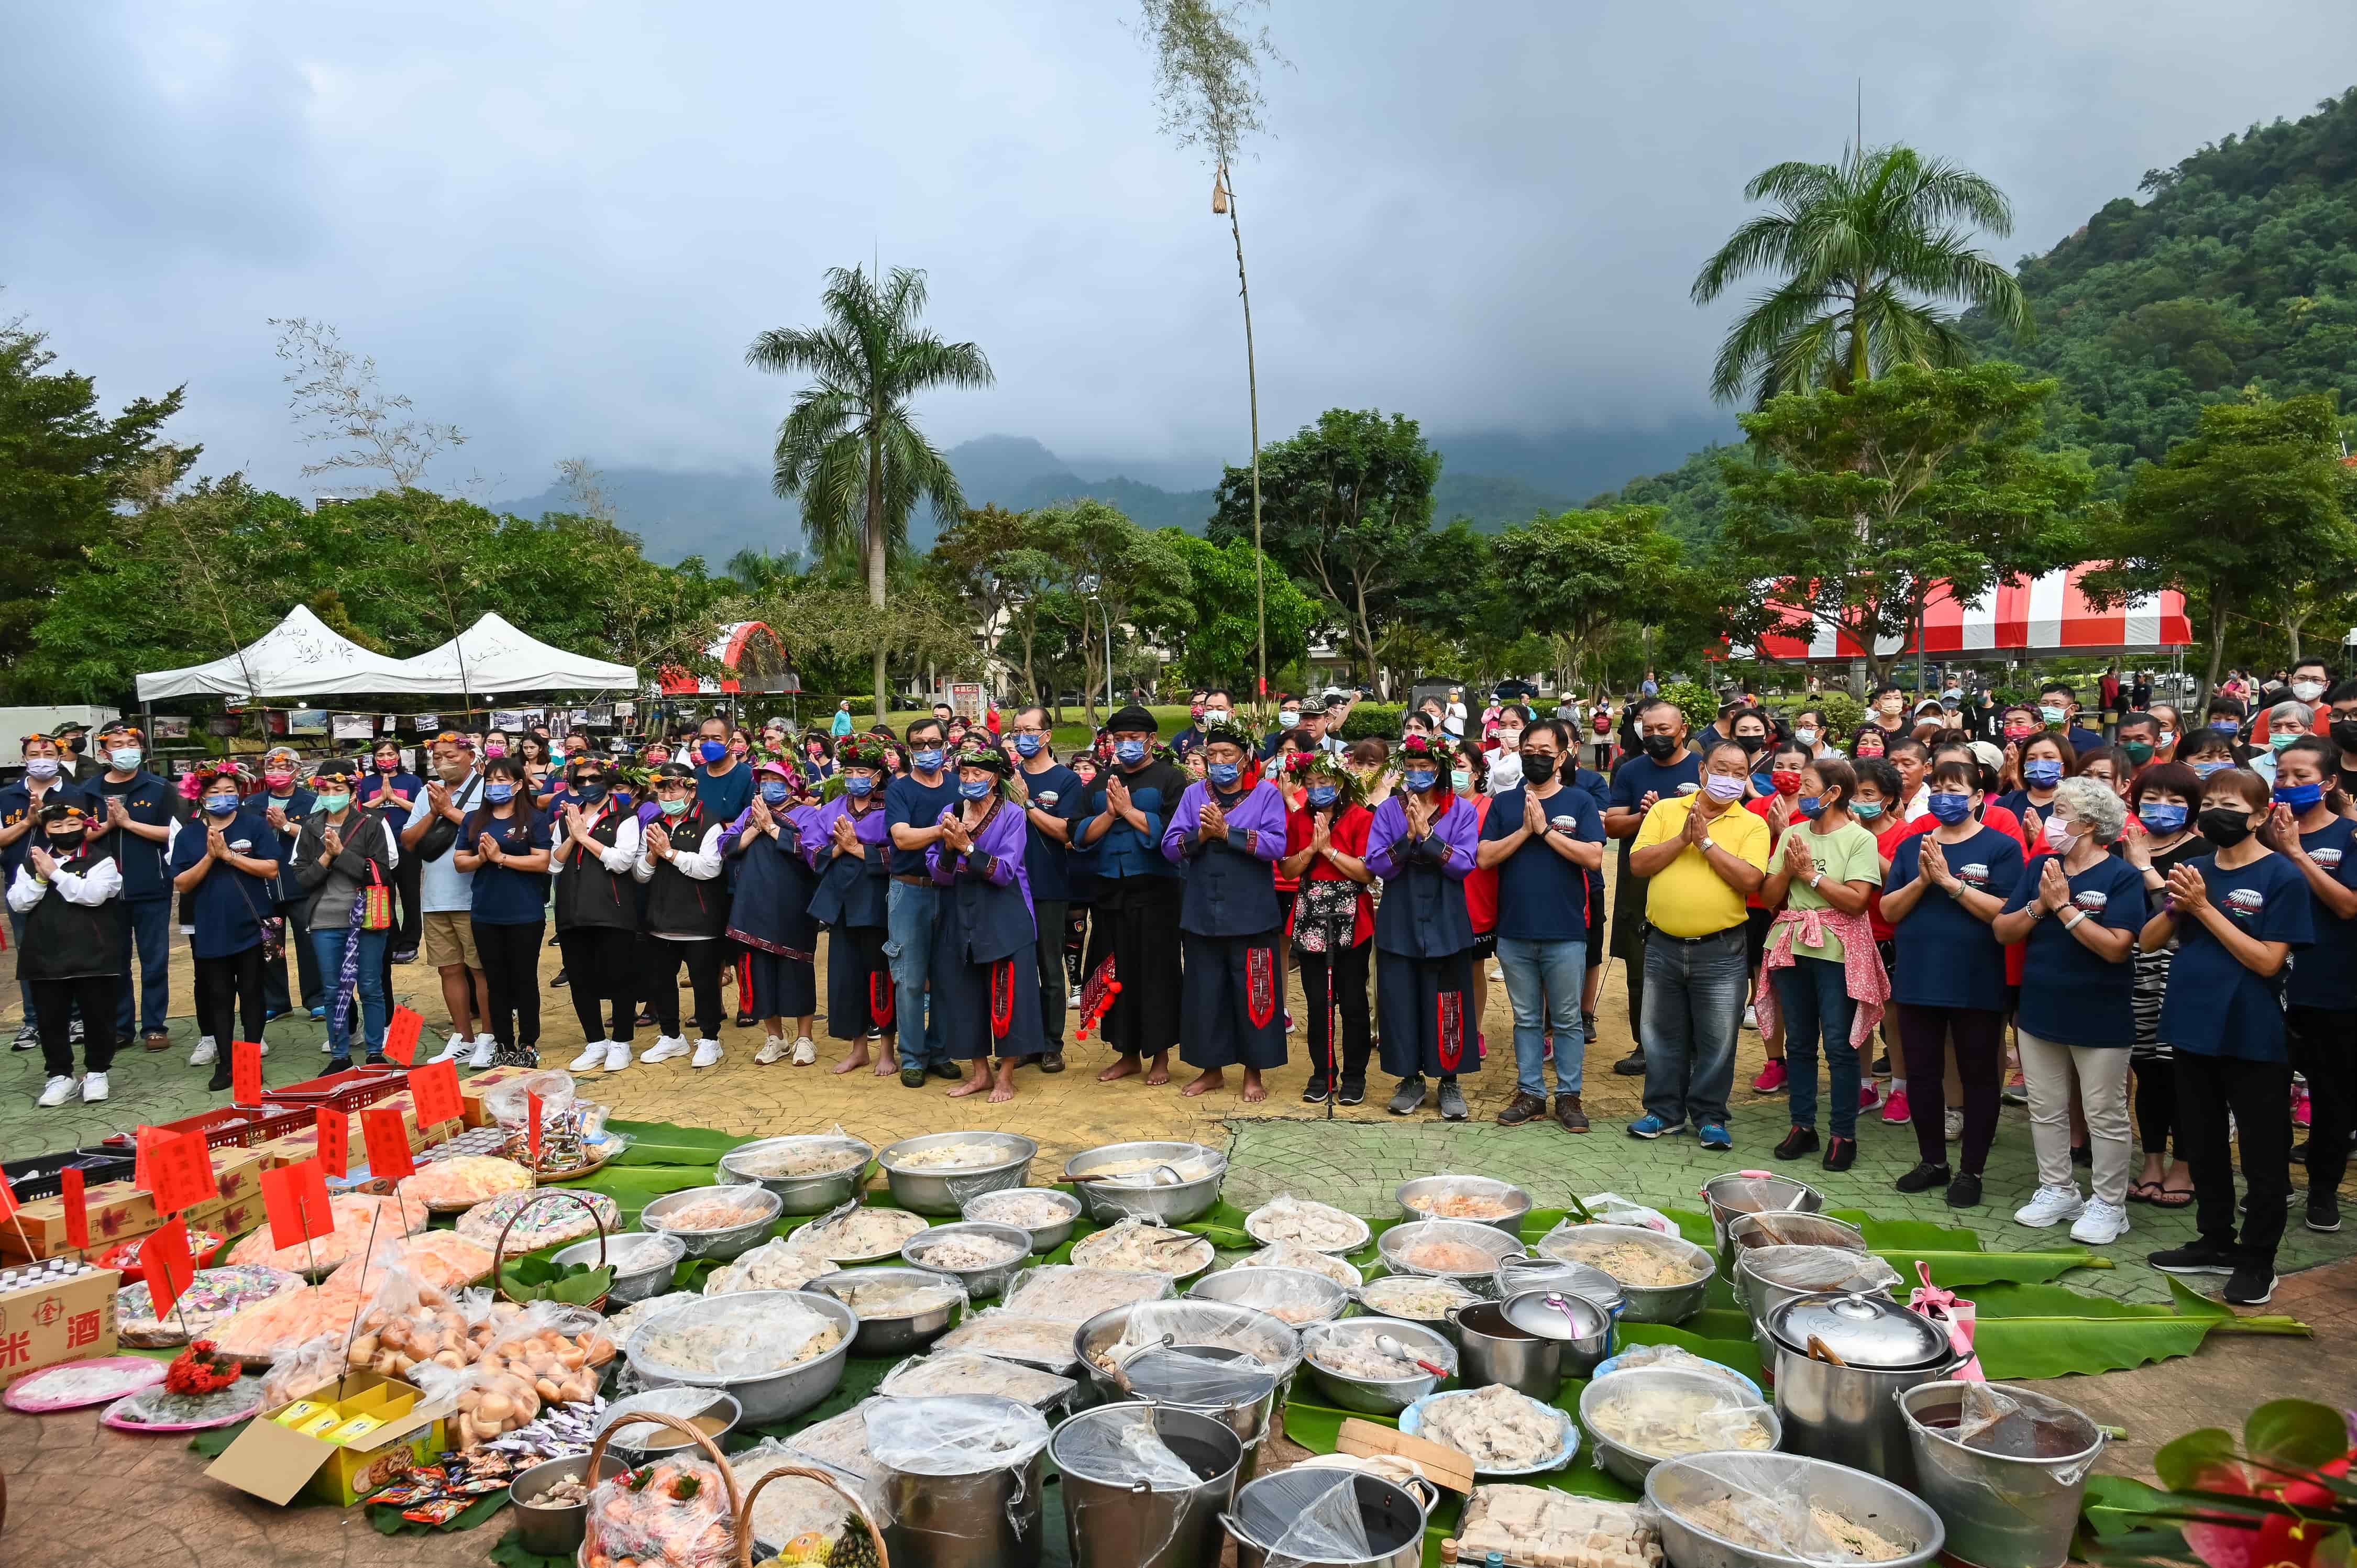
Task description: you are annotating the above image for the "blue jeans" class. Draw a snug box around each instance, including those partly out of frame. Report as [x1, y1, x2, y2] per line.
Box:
[885, 880, 945, 1069]
[1496, 935, 1587, 1097]
[115, 895, 172, 1036]
[1774, 954, 1860, 1138]
[1639, 927, 1747, 1128]
[313, 925, 391, 1059]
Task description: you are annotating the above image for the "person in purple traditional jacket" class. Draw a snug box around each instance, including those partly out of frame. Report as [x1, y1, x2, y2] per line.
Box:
[1162, 719, 1290, 1102]
[1366, 733, 1482, 1120]
[807, 737, 898, 1076]
[928, 737, 1043, 1103]
[727, 757, 822, 1067]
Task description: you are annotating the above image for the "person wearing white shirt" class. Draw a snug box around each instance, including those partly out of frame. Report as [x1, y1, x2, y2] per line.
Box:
[1444, 689, 1468, 738]
[630, 764, 734, 1069]
[9, 801, 126, 1105]
[403, 735, 497, 1067]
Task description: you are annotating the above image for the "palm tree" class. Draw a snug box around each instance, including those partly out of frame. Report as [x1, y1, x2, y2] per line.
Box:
[1692, 144, 2030, 405]
[747, 266, 993, 718]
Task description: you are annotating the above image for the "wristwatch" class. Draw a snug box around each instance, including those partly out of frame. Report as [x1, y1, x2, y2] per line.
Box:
[1698, 837, 1717, 854]
[1808, 871, 1824, 890]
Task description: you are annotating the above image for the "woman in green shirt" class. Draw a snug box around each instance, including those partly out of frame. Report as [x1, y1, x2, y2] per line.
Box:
[1759, 757, 1886, 1169]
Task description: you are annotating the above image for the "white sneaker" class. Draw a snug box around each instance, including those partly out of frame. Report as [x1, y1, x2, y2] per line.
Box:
[754, 1036, 788, 1065]
[321, 1036, 334, 1053]
[1742, 1005, 1758, 1031]
[2014, 1184, 2085, 1228]
[602, 1040, 631, 1071]
[37, 1075, 75, 1108]
[81, 1072, 107, 1103]
[2070, 1199, 2131, 1245]
[189, 1036, 218, 1066]
[1066, 987, 1081, 1008]
[570, 1041, 611, 1072]
[641, 1035, 689, 1064]
[428, 1033, 468, 1064]
[1945, 1107, 1963, 1142]
[791, 1036, 816, 1066]
[258, 1040, 269, 1056]
[466, 1035, 497, 1068]
[690, 1039, 722, 1068]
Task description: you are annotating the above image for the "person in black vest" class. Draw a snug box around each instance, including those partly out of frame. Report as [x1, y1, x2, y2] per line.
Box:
[630, 763, 732, 1070]
[728, 757, 821, 1067]
[1162, 718, 1291, 1103]
[1074, 705, 1188, 1085]
[809, 737, 898, 1074]
[554, 756, 645, 1074]
[252, 746, 321, 1024]
[10, 802, 124, 1106]
[928, 737, 1043, 1103]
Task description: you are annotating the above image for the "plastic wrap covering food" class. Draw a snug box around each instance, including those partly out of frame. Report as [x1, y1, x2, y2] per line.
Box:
[812, 1271, 966, 1320]
[1356, 1273, 1477, 1322]
[1538, 1222, 1711, 1287]
[342, 1260, 489, 1380]
[1400, 1177, 1522, 1221]
[1069, 1217, 1214, 1277]
[455, 1187, 620, 1251]
[596, 1387, 732, 1442]
[935, 1310, 1082, 1370]
[878, 1350, 1076, 1409]
[796, 1207, 928, 1262]
[1001, 1264, 1174, 1323]
[482, 1069, 577, 1129]
[1304, 1320, 1458, 1382]
[786, 1399, 880, 1477]
[702, 1234, 832, 1296]
[1738, 1244, 1903, 1296]
[409, 1301, 614, 1448]
[729, 1438, 884, 1555]
[887, 1139, 1021, 1172]
[1706, 1176, 1808, 1218]
[118, 1266, 303, 1348]
[631, 1295, 842, 1380]
[725, 1132, 867, 1180]
[396, 1155, 532, 1210]
[1582, 1192, 1679, 1234]
[1657, 1454, 1918, 1563]
[1092, 1300, 1305, 1382]
[1116, 1344, 1281, 1410]
[1585, 1376, 1775, 1459]
[1598, 1343, 1758, 1391]
[904, 1229, 1025, 1273]
[1418, 1384, 1573, 1470]
[1054, 1405, 1203, 1490]
[1236, 1240, 1361, 1288]
[227, 1191, 429, 1274]
[605, 1292, 699, 1345]
[649, 1190, 777, 1233]
[1076, 1147, 1219, 1185]
[1227, 1467, 1373, 1568]
[261, 1331, 350, 1407]
[1945, 1382, 2101, 1476]
[865, 1396, 1053, 1537]
[1454, 1487, 1666, 1568]
[962, 1189, 1075, 1230]
[1195, 1266, 1346, 1325]
[360, 1230, 500, 1292]
[1244, 1195, 1370, 1252]
[579, 1454, 735, 1568]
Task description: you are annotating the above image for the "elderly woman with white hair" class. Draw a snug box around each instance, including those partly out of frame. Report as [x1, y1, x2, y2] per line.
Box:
[2251, 700, 2315, 785]
[1992, 776, 2152, 1245]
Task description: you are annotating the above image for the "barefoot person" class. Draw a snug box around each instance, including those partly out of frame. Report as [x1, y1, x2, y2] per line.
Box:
[1366, 735, 1483, 1120]
[807, 738, 897, 1075]
[727, 757, 821, 1068]
[1163, 718, 1290, 1103]
[1074, 706, 1187, 1086]
[928, 738, 1042, 1103]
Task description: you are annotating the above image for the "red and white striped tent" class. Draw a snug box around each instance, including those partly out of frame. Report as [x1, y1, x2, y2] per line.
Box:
[1747, 566, 2190, 663]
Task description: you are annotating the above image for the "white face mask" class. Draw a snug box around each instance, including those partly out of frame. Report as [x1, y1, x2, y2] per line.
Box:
[1203, 709, 1229, 725]
[2293, 680, 2326, 702]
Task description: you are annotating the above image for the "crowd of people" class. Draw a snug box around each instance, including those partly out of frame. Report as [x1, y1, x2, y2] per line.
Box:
[7, 668, 2355, 1305]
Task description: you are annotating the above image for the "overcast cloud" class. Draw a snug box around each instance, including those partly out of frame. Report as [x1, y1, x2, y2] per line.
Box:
[5, 1, 2354, 496]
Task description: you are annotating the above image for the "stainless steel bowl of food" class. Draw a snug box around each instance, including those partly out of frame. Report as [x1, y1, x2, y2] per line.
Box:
[1376, 1218, 1527, 1285]
[959, 1186, 1082, 1254]
[638, 1185, 785, 1262]
[1394, 1174, 1533, 1238]
[622, 1289, 857, 1427]
[1535, 1223, 1714, 1325]
[1064, 1141, 1229, 1225]
[1646, 1450, 1943, 1568]
[1299, 1317, 1457, 1415]
[717, 1134, 876, 1214]
[807, 1265, 967, 1355]
[509, 1451, 630, 1557]
[1072, 1298, 1304, 1406]
[899, 1221, 1033, 1299]
[1188, 1265, 1355, 1327]
[1579, 1366, 1780, 1488]
[876, 1132, 1040, 1215]
[552, 1230, 685, 1305]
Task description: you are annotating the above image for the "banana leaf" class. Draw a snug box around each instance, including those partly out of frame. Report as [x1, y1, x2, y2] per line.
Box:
[1967, 1278, 2309, 1379]
[603, 1119, 750, 1166]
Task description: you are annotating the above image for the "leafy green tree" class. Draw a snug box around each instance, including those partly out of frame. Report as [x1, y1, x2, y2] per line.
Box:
[1693, 144, 2030, 404]
[1150, 529, 1317, 689]
[1042, 500, 1190, 723]
[747, 266, 993, 720]
[1491, 506, 1690, 699]
[926, 503, 1078, 703]
[2083, 394, 2355, 707]
[1722, 362, 2095, 688]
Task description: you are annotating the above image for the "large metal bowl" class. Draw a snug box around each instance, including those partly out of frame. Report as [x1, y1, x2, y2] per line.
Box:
[1579, 1367, 1780, 1488]
[717, 1134, 876, 1213]
[1536, 1223, 1714, 1325]
[1647, 1451, 1945, 1568]
[1394, 1174, 1533, 1238]
[1724, 1211, 1868, 1286]
[508, 1451, 629, 1558]
[1243, 1199, 1372, 1256]
[1072, 1298, 1303, 1405]
[1064, 1141, 1228, 1225]
[899, 1221, 1033, 1299]
[1188, 1265, 1354, 1327]
[1299, 1317, 1456, 1415]
[595, 1388, 743, 1466]
[959, 1187, 1081, 1254]
[807, 1266, 966, 1355]
[638, 1184, 785, 1261]
[622, 1289, 856, 1427]
[876, 1131, 1039, 1215]
[1376, 1219, 1527, 1286]
[552, 1231, 684, 1305]
[1700, 1172, 1825, 1274]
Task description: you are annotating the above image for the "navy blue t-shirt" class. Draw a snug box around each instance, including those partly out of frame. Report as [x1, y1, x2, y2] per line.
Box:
[90, 771, 177, 899]
[1888, 827, 2024, 1009]
[2288, 818, 2357, 1010]
[1567, 766, 1611, 820]
[1607, 754, 1702, 838]
[0, 779, 86, 880]
[167, 811, 274, 959]
[691, 763, 754, 827]
[356, 770, 424, 812]
[1016, 762, 1080, 903]
[2001, 852, 2149, 1046]
[1480, 784, 1604, 942]
[467, 812, 554, 925]
[1992, 787, 2059, 827]
[2162, 852, 2316, 1061]
[885, 772, 960, 878]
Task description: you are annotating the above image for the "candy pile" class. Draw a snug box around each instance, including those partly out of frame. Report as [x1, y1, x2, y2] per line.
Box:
[370, 1395, 609, 1523]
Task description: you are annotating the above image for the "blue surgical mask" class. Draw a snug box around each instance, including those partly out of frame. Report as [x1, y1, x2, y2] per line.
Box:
[659, 797, 690, 817]
[1796, 794, 1824, 819]
[699, 740, 728, 764]
[1307, 785, 1339, 808]
[2040, 705, 2066, 725]
[2024, 758, 2063, 787]
[2210, 719, 2240, 734]
[203, 794, 239, 816]
[2274, 781, 2325, 810]
[2139, 801, 2188, 832]
[1115, 740, 1146, 765]
[1928, 792, 1973, 825]
[1852, 799, 1884, 820]
[2190, 760, 2230, 779]
[1750, 771, 1772, 795]
[1403, 769, 1437, 793]
[958, 779, 993, 800]
[759, 781, 791, 805]
[486, 782, 516, 804]
[844, 774, 876, 797]
[914, 748, 945, 772]
[1207, 761, 1240, 787]
[1013, 734, 1043, 758]
[109, 747, 142, 770]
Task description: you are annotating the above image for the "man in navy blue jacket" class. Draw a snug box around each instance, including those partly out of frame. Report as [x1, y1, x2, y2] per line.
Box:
[83, 724, 178, 1047]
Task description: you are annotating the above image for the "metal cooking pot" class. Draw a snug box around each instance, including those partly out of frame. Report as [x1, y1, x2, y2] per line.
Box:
[1225, 1469, 1427, 1568]
[1700, 1172, 1824, 1276]
[1055, 1401, 1243, 1568]
[1768, 1291, 1959, 1486]
[1900, 1381, 2106, 1568]
[1724, 1211, 1867, 1290]
[1448, 1300, 1561, 1398]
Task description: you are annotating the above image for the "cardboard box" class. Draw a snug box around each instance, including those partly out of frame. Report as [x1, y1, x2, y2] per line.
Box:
[460, 1065, 540, 1129]
[0, 1266, 120, 1385]
[1, 1146, 265, 1259]
[206, 1372, 448, 1506]
[373, 1091, 461, 1151]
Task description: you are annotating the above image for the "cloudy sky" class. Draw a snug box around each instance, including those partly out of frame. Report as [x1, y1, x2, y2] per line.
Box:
[6, 1, 2354, 496]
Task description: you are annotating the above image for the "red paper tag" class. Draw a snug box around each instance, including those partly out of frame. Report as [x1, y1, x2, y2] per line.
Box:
[149, 1130, 219, 1215]
[261, 1161, 335, 1250]
[526, 1091, 544, 1167]
[230, 1039, 265, 1107]
[0, 1168, 16, 1225]
[316, 1107, 350, 1178]
[131, 1124, 169, 1195]
[409, 1058, 462, 1130]
[382, 1004, 424, 1067]
[60, 1167, 87, 1250]
[143, 1217, 196, 1320]
[361, 1106, 414, 1180]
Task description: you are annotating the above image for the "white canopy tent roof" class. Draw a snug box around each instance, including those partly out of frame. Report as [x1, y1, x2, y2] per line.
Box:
[135, 605, 438, 702]
[388, 612, 636, 693]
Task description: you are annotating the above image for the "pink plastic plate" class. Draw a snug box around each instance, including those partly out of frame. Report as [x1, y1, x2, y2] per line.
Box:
[3, 1356, 168, 1412]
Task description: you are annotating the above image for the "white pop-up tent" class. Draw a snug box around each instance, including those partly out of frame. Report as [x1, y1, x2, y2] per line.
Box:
[389, 612, 636, 693]
[136, 605, 438, 701]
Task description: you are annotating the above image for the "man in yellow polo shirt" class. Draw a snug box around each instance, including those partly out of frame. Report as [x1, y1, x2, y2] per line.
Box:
[1624, 738, 1768, 1147]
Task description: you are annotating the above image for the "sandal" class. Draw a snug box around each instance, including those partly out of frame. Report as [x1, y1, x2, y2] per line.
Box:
[2151, 1186, 2195, 1209]
[2126, 1181, 2162, 1205]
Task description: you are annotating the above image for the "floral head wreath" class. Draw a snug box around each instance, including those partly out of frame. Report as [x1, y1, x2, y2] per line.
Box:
[953, 735, 1012, 783]
[1200, 717, 1256, 753]
[1288, 747, 1363, 805]
[182, 758, 249, 800]
[834, 735, 891, 771]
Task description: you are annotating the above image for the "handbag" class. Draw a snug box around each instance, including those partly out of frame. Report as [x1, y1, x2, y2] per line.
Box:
[358, 860, 394, 931]
[409, 774, 479, 863]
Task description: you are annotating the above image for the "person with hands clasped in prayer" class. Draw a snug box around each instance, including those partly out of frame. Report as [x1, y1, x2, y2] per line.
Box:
[631, 764, 734, 1070]
[2261, 737, 2357, 1235]
[1162, 718, 1292, 1104]
[725, 758, 822, 1069]
[1365, 734, 1484, 1121]
[808, 738, 899, 1075]
[1075, 706, 1188, 1086]
[451, 756, 552, 1067]
[927, 737, 1044, 1103]
[169, 761, 282, 1093]
[12, 803, 124, 1106]
[553, 757, 644, 1074]
[1280, 749, 1376, 1105]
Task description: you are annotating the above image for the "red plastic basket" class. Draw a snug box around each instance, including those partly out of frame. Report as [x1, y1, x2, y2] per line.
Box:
[97, 1103, 317, 1153]
[262, 1065, 409, 1112]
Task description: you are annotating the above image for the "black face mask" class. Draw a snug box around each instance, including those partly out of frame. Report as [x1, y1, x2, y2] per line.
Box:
[46, 830, 86, 850]
[573, 779, 608, 800]
[2331, 719, 2357, 754]
[1640, 733, 1679, 761]
[1736, 734, 1765, 755]
[2197, 807, 2255, 848]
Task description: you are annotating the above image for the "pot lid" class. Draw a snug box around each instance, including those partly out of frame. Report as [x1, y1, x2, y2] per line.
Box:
[1768, 1291, 1948, 1368]
[1502, 1288, 1609, 1341]
[1497, 1258, 1624, 1309]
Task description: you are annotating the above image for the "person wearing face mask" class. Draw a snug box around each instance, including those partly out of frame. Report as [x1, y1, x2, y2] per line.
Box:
[629, 764, 733, 1069]
[402, 734, 495, 1067]
[2264, 738, 2357, 1233]
[689, 717, 754, 823]
[2287, 659, 2333, 715]
[1171, 690, 1211, 757]
[2139, 768, 2314, 1304]
[1605, 698, 1703, 1076]
[1262, 694, 1305, 758]
[167, 762, 281, 1094]
[926, 738, 1044, 1102]
[2146, 703, 2185, 766]
[1159, 720, 1291, 1103]
[1280, 750, 1376, 1103]
[2114, 712, 2164, 779]
[82, 724, 175, 1050]
[11, 803, 125, 1106]
[1073, 706, 1188, 1087]
[1366, 735, 1483, 1120]
[2122, 763, 2205, 1209]
[2037, 682, 2108, 758]
[1996, 733, 2074, 830]
[1448, 737, 1499, 1051]
[1844, 758, 1911, 1121]
[450, 757, 553, 1068]
[292, 759, 402, 1071]
[800, 734, 835, 783]
[2202, 694, 2252, 760]
[882, 716, 962, 1087]
[547, 758, 644, 1074]
[1788, 708, 1839, 763]
[719, 758, 821, 1068]
[248, 746, 322, 1025]
[2321, 680, 2357, 801]
[2247, 700, 2313, 786]
[2, 734, 90, 1050]
[1857, 684, 1910, 749]
[1003, 708, 1080, 1072]
[1741, 743, 1815, 1089]
[808, 738, 900, 1074]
